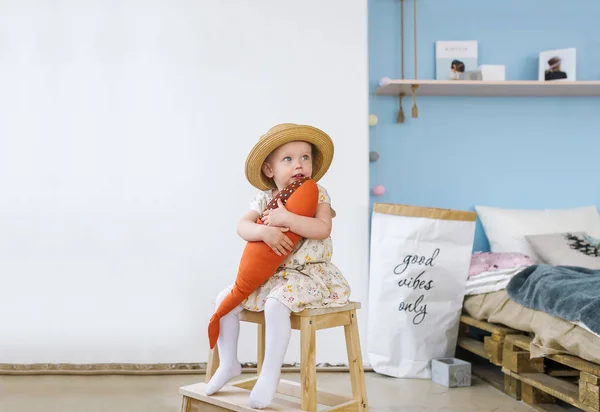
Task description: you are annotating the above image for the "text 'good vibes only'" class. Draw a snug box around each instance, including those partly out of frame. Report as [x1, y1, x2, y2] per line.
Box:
[394, 248, 439, 325]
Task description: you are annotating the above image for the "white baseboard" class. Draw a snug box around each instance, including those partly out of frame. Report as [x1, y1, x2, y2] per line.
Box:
[0, 362, 373, 375]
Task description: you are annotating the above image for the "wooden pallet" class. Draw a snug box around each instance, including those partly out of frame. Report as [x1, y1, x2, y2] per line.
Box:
[456, 314, 530, 396]
[502, 334, 600, 412]
[457, 314, 527, 367]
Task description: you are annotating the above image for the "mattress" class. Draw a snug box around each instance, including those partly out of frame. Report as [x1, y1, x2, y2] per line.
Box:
[463, 290, 600, 365]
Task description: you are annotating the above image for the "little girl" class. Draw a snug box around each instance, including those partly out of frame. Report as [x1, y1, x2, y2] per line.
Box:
[205, 123, 351, 409]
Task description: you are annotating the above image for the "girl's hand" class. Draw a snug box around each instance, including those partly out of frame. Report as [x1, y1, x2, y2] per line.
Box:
[261, 226, 294, 256]
[261, 199, 289, 227]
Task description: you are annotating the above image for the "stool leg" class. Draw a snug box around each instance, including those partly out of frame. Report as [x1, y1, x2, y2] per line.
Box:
[300, 316, 317, 412]
[205, 346, 220, 383]
[344, 309, 368, 411]
[181, 396, 191, 412]
[257, 323, 266, 375]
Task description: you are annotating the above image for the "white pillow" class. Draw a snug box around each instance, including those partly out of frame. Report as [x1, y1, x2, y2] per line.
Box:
[475, 205, 600, 262]
[526, 232, 600, 269]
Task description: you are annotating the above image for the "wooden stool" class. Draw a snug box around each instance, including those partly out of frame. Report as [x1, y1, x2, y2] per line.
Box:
[180, 302, 369, 412]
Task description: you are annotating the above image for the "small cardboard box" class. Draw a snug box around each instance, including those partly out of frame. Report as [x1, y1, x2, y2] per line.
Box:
[431, 358, 471, 388]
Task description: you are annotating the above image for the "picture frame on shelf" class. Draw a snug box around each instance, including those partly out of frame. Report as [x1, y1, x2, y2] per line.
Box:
[539, 48, 576, 81]
[435, 41, 478, 81]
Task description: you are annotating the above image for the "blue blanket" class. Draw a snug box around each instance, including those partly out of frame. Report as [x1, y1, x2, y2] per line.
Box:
[506, 264, 600, 336]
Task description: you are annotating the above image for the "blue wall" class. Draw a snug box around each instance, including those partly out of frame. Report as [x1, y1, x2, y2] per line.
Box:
[368, 0, 600, 252]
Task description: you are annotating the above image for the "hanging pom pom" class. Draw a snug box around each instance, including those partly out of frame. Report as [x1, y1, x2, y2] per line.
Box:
[379, 77, 392, 87]
[369, 114, 379, 126]
[373, 184, 386, 196]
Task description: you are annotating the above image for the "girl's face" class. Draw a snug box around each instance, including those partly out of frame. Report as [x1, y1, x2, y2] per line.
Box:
[261, 141, 314, 191]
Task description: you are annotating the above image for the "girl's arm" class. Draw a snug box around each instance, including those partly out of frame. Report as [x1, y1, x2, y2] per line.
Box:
[237, 209, 295, 255]
[236, 210, 265, 241]
[266, 202, 332, 240]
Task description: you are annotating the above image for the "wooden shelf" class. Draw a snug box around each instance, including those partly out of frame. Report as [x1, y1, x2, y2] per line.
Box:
[375, 79, 600, 97]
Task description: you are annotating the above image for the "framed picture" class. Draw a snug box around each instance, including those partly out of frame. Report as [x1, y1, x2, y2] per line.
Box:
[539, 48, 576, 81]
[435, 41, 478, 80]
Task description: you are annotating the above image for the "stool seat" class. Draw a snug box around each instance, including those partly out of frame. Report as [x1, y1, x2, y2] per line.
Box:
[238, 302, 361, 331]
[186, 301, 369, 412]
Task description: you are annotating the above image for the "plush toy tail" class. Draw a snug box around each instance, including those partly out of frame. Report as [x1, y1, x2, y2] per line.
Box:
[208, 179, 319, 349]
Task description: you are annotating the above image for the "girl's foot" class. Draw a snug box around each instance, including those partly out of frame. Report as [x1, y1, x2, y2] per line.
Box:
[205, 362, 242, 395]
[248, 369, 280, 409]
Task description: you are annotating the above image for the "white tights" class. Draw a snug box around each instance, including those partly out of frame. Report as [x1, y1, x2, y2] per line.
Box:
[205, 288, 292, 409]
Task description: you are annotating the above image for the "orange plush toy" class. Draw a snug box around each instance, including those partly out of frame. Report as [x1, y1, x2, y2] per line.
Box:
[207, 176, 318, 348]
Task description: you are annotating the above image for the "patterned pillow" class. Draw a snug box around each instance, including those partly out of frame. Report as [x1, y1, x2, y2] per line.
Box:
[525, 232, 600, 269]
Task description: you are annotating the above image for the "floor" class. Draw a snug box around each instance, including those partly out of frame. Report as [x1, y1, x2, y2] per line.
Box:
[0, 371, 536, 412]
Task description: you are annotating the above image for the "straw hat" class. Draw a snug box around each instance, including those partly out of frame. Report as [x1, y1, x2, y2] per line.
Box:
[245, 123, 334, 191]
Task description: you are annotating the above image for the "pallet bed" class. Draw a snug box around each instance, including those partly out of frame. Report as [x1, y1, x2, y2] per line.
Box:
[458, 314, 526, 367]
[457, 314, 600, 412]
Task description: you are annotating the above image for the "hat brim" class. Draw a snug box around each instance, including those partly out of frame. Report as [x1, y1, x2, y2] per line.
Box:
[245, 124, 334, 192]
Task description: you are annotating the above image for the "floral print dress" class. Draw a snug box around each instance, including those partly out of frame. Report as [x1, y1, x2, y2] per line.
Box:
[238, 184, 351, 313]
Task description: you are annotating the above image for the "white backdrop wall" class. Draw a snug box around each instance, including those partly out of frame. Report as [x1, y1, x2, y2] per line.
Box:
[0, 0, 369, 365]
